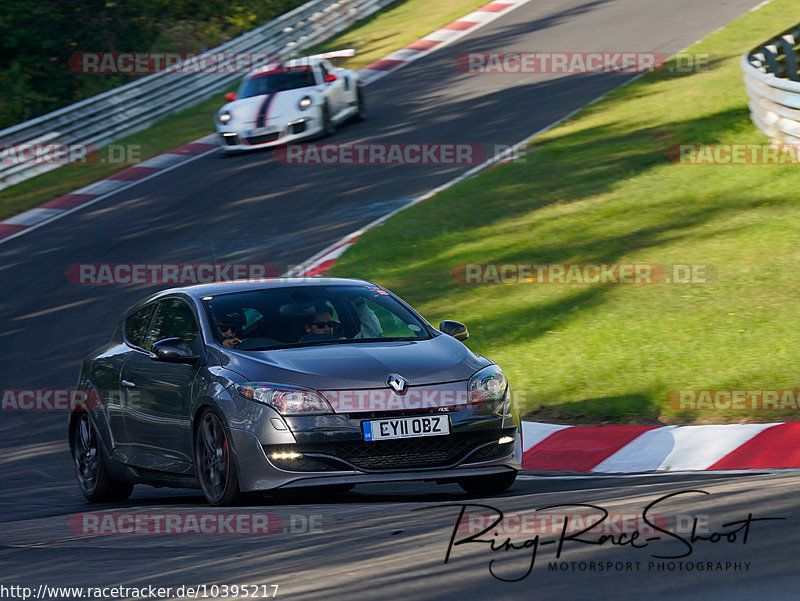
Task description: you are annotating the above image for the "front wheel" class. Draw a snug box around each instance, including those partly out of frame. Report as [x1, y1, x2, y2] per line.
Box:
[458, 471, 517, 495]
[71, 412, 133, 503]
[195, 409, 242, 506]
[321, 102, 336, 137]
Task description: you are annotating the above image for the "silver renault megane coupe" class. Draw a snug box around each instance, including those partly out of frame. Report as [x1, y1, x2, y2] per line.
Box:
[69, 278, 522, 505]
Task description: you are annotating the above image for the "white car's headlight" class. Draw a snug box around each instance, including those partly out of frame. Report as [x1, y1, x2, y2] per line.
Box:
[468, 365, 507, 403]
[235, 382, 333, 415]
[218, 110, 233, 124]
[298, 96, 312, 110]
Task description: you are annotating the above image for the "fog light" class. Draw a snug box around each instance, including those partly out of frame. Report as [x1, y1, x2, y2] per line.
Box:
[271, 451, 303, 460]
[498, 436, 514, 445]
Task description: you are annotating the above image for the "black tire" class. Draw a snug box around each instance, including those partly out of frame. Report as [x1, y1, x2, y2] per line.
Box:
[321, 102, 336, 137]
[71, 412, 133, 503]
[354, 87, 366, 122]
[458, 471, 517, 495]
[195, 409, 242, 506]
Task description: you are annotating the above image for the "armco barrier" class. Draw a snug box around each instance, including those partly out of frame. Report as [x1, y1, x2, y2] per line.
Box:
[742, 23, 800, 145]
[0, 0, 399, 191]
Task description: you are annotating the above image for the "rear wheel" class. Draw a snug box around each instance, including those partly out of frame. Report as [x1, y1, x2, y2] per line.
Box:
[195, 409, 242, 506]
[458, 471, 517, 495]
[354, 87, 366, 122]
[71, 412, 133, 502]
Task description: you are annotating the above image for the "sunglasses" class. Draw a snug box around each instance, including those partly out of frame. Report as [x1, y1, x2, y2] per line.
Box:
[311, 320, 338, 329]
[217, 324, 240, 333]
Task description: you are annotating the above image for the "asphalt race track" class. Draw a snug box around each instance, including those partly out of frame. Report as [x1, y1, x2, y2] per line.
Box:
[2, 0, 796, 599]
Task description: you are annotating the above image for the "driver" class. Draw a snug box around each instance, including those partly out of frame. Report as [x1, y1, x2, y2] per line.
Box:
[216, 311, 245, 348]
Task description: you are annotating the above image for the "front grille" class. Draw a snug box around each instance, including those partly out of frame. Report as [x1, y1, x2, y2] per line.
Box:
[289, 122, 307, 135]
[246, 132, 280, 145]
[264, 428, 515, 472]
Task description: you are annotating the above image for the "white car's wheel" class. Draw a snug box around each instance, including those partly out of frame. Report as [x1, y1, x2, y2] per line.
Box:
[321, 102, 336, 136]
[355, 87, 366, 122]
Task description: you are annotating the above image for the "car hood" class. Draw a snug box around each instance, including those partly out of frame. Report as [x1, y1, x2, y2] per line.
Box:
[222, 89, 315, 126]
[220, 334, 492, 390]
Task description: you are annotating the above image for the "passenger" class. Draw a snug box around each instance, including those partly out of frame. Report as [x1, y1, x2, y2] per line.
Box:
[303, 312, 338, 337]
[302, 298, 382, 339]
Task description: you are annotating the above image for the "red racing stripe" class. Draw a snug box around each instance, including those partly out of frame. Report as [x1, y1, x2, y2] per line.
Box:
[523, 425, 659, 472]
[708, 422, 800, 469]
[478, 2, 513, 12]
[41, 193, 96, 210]
[406, 39, 443, 51]
[171, 142, 217, 155]
[443, 21, 479, 31]
[107, 166, 161, 181]
[364, 59, 406, 72]
[0, 224, 27, 239]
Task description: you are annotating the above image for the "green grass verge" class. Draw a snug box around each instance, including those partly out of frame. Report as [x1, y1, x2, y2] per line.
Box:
[0, 0, 489, 220]
[328, 0, 800, 424]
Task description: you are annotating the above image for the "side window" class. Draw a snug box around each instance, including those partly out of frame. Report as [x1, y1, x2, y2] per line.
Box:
[144, 299, 200, 351]
[124, 305, 155, 348]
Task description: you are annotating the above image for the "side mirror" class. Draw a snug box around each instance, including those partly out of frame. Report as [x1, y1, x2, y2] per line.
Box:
[325, 73, 337, 83]
[150, 338, 199, 364]
[224, 92, 237, 101]
[439, 320, 469, 341]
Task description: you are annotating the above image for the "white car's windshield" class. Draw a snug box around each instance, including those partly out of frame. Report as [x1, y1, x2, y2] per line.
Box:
[237, 69, 316, 98]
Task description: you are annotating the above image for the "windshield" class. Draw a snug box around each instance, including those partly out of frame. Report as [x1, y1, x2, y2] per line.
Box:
[202, 285, 433, 350]
[237, 69, 316, 98]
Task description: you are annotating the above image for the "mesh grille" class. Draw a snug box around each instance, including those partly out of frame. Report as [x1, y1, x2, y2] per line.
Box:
[246, 132, 280, 145]
[264, 429, 515, 472]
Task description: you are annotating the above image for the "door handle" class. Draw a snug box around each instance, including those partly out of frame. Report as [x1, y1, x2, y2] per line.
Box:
[121, 380, 136, 388]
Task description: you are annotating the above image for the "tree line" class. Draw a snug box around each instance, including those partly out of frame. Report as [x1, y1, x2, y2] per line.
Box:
[0, 0, 305, 129]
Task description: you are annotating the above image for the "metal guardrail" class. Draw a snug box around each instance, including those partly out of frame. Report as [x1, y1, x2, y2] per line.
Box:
[0, 0, 399, 191]
[742, 23, 800, 146]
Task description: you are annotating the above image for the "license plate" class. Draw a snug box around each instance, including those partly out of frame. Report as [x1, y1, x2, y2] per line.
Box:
[362, 415, 450, 441]
[249, 127, 274, 136]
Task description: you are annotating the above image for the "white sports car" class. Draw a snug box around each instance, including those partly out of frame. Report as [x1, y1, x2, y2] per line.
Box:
[215, 50, 365, 151]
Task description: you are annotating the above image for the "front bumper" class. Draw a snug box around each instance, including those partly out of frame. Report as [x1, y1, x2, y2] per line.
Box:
[217, 116, 318, 151]
[227, 405, 522, 492]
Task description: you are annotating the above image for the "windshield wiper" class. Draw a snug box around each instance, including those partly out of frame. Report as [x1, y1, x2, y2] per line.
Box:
[236, 337, 422, 351]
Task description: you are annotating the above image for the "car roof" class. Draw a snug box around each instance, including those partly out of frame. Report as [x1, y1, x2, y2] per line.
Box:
[248, 60, 320, 77]
[152, 277, 378, 300]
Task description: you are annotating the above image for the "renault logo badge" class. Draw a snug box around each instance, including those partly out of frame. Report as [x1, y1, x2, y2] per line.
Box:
[387, 374, 408, 394]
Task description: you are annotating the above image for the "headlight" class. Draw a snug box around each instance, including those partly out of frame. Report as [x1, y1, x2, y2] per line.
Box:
[235, 382, 333, 415]
[468, 365, 507, 403]
[298, 96, 312, 110]
[218, 110, 232, 124]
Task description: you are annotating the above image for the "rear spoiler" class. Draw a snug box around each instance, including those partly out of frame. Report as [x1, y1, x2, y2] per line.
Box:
[306, 49, 356, 60]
